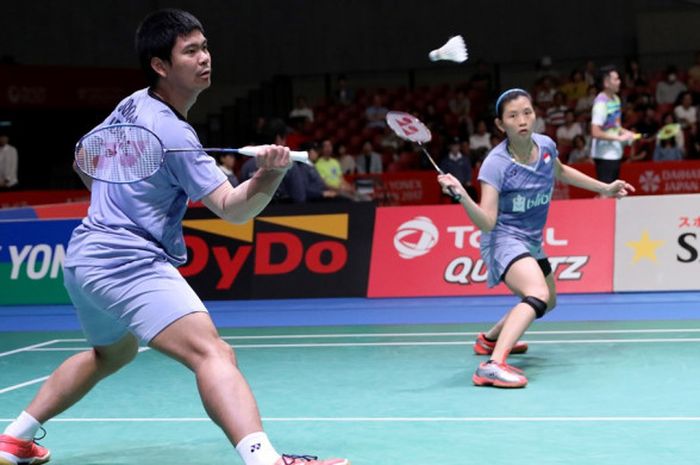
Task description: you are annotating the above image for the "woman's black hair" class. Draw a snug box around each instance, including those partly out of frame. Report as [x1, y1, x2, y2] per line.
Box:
[495, 88, 533, 119]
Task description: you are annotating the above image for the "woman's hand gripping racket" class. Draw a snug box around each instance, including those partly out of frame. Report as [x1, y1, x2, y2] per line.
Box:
[75, 124, 310, 183]
[386, 111, 461, 201]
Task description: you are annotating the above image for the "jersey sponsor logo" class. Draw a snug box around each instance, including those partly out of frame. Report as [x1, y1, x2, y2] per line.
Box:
[512, 190, 552, 213]
[543, 152, 551, 164]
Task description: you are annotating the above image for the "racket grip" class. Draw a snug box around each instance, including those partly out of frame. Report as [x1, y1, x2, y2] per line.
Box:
[237, 147, 309, 164]
[447, 186, 461, 201]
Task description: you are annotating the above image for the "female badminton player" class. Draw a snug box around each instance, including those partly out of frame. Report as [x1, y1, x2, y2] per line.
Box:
[437, 88, 634, 388]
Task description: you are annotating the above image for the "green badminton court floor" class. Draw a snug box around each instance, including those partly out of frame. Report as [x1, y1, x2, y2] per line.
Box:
[2, 317, 699, 465]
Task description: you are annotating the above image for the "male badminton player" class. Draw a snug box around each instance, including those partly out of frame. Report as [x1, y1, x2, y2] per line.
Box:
[437, 89, 634, 388]
[0, 9, 347, 465]
[590, 65, 637, 183]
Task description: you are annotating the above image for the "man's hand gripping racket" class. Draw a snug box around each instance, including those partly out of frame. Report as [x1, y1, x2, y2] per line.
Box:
[75, 124, 309, 183]
[385, 111, 461, 201]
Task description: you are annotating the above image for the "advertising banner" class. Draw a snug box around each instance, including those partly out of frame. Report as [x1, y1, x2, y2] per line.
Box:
[367, 199, 615, 297]
[349, 171, 442, 206]
[181, 202, 375, 299]
[0, 219, 79, 304]
[614, 194, 700, 291]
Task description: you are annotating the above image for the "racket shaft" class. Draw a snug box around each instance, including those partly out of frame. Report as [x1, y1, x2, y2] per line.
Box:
[419, 145, 461, 201]
[419, 146, 444, 174]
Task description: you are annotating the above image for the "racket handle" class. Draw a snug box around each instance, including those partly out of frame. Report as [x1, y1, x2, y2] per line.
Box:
[447, 186, 462, 201]
[237, 147, 309, 164]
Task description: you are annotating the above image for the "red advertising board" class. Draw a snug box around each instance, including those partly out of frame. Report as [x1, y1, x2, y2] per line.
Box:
[367, 198, 615, 297]
[0, 65, 143, 109]
[349, 171, 442, 205]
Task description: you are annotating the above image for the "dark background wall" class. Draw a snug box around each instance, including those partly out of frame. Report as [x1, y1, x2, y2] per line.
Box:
[2, 1, 698, 83]
[1, 0, 700, 188]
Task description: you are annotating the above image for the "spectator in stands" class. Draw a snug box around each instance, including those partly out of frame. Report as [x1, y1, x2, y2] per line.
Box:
[289, 96, 314, 123]
[556, 110, 583, 149]
[469, 119, 492, 163]
[334, 75, 354, 106]
[256, 118, 309, 204]
[560, 69, 588, 105]
[299, 142, 337, 201]
[575, 85, 597, 118]
[449, 88, 472, 123]
[583, 60, 597, 87]
[623, 58, 648, 89]
[659, 112, 685, 155]
[674, 91, 697, 130]
[631, 107, 660, 161]
[379, 126, 401, 150]
[316, 139, 354, 196]
[439, 137, 473, 201]
[635, 107, 660, 137]
[590, 65, 637, 182]
[545, 92, 568, 128]
[654, 136, 683, 162]
[365, 94, 388, 129]
[338, 143, 356, 175]
[656, 66, 687, 106]
[355, 140, 382, 175]
[0, 128, 18, 189]
[216, 153, 239, 187]
[238, 156, 258, 183]
[567, 135, 592, 164]
[688, 51, 700, 102]
[535, 76, 557, 109]
[533, 105, 546, 134]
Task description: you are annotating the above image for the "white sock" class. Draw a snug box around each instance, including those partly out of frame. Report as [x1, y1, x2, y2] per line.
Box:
[3, 411, 41, 440]
[236, 431, 281, 465]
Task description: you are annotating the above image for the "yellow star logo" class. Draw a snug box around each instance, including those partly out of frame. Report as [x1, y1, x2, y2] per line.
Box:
[625, 230, 665, 264]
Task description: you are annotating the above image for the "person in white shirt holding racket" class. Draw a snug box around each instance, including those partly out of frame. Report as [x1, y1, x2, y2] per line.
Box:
[0, 9, 347, 465]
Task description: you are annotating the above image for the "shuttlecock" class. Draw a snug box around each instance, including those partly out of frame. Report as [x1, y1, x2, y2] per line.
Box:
[429, 35, 468, 63]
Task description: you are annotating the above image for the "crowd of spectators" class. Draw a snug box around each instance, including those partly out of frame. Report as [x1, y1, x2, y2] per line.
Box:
[229, 54, 700, 203]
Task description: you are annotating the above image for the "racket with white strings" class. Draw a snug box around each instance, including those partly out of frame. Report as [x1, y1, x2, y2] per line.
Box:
[386, 111, 461, 201]
[74, 124, 309, 183]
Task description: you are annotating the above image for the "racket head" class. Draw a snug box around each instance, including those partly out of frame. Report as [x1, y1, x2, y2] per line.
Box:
[75, 124, 165, 183]
[386, 111, 432, 144]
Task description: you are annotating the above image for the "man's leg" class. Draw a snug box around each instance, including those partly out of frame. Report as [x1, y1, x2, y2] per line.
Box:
[24, 334, 139, 423]
[149, 312, 262, 444]
[149, 312, 348, 465]
[1, 334, 138, 465]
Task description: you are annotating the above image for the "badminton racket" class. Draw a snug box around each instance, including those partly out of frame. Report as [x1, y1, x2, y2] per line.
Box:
[74, 124, 309, 183]
[385, 111, 461, 201]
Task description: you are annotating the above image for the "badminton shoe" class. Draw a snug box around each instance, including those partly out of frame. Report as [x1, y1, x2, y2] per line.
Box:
[0, 434, 51, 465]
[472, 360, 528, 388]
[276, 455, 349, 465]
[473, 332, 528, 355]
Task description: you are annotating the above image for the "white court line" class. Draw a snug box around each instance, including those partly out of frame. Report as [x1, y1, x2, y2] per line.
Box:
[0, 376, 50, 395]
[0, 340, 60, 358]
[22, 337, 700, 351]
[49, 328, 700, 346]
[0, 416, 698, 423]
[222, 328, 700, 340]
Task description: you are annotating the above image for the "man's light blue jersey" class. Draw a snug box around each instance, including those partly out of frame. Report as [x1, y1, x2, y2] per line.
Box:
[64, 88, 227, 268]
